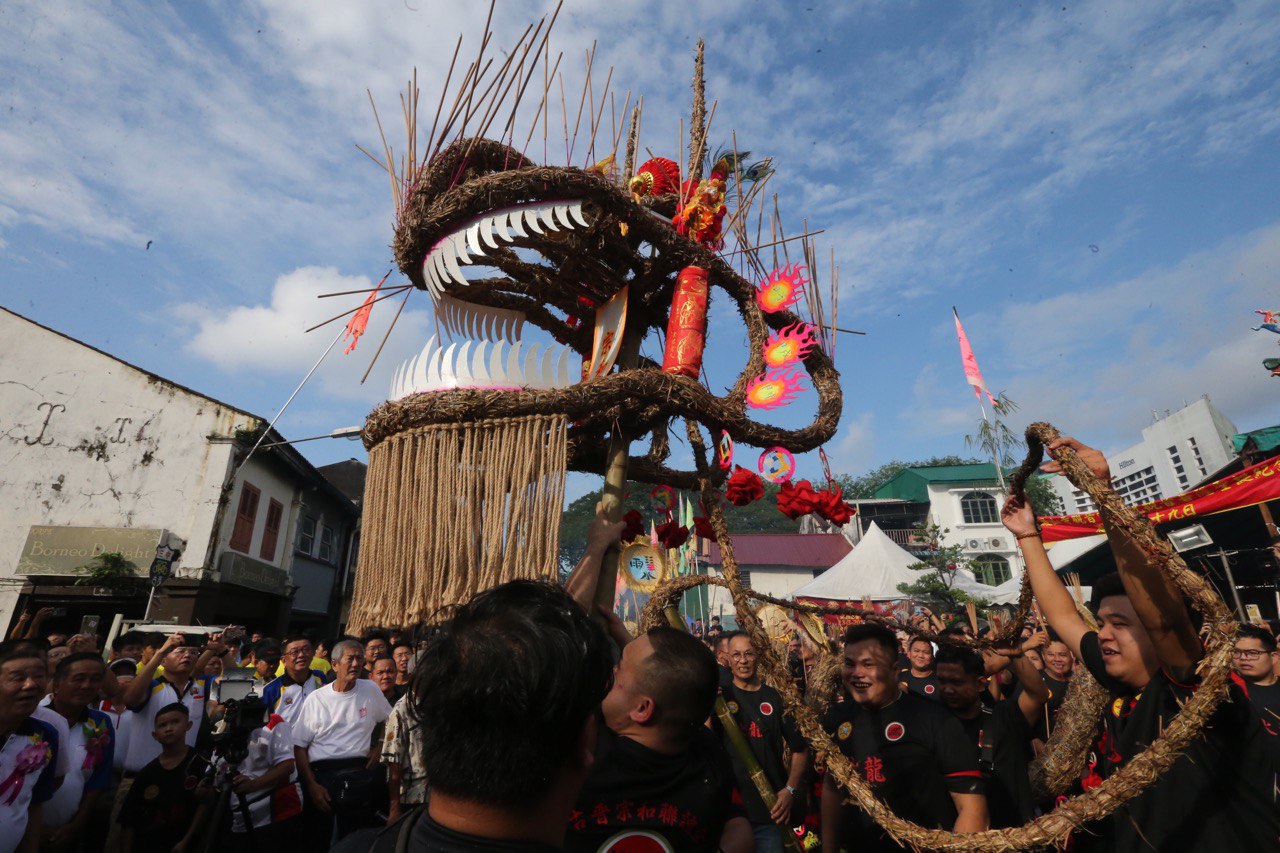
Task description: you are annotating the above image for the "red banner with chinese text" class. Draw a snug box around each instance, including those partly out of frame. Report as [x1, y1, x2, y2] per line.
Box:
[1038, 455, 1280, 542]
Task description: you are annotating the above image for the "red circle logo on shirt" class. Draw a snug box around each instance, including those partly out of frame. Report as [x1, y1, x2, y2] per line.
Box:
[885, 722, 905, 742]
[759, 701, 774, 716]
[924, 684, 935, 694]
[600, 830, 675, 853]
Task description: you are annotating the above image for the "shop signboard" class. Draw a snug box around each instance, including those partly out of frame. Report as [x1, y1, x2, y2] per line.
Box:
[16, 526, 163, 577]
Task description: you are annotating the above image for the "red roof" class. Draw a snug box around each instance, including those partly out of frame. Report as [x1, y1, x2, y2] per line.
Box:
[704, 533, 851, 568]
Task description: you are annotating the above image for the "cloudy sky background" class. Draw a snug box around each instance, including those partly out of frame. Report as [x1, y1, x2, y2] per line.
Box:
[4, 0, 1279, 501]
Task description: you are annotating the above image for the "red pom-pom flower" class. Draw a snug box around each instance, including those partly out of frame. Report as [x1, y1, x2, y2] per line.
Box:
[776, 479, 820, 520]
[692, 515, 718, 542]
[813, 485, 855, 526]
[725, 466, 765, 506]
[620, 509, 644, 543]
[656, 519, 690, 549]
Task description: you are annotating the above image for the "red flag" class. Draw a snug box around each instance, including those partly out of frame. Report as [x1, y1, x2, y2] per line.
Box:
[953, 308, 996, 405]
[342, 279, 385, 354]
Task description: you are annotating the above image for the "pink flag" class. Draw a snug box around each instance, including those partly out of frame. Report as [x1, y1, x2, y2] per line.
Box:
[953, 308, 996, 405]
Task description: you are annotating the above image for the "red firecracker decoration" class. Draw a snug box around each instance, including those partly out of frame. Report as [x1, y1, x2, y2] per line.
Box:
[661, 266, 709, 378]
[726, 466, 765, 506]
[776, 479, 820, 520]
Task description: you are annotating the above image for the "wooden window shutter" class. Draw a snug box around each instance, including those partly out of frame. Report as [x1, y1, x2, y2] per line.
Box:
[229, 482, 260, 553]
[260, 499, 284, 561]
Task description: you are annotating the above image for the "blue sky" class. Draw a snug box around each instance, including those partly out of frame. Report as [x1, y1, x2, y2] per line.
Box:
[4, 0, 1279, 503]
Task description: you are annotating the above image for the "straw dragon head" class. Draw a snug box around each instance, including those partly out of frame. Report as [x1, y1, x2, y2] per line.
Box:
[364, 134, 843, 488]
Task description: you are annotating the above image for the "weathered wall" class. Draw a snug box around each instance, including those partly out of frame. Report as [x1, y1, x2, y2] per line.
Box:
[0, 309, 255, 624]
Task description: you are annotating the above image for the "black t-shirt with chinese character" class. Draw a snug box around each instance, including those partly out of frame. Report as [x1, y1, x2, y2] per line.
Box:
[1079, 631, 1280, 852]
[953, 701, 1034, 829]
[719, 682, 807, 824]
[118, 748, 210, 853]
[898, 668, 942, 702]
[566, 724, 741, 852]
[822, 691, 982, 852]
[1235, 673, 1280, 738]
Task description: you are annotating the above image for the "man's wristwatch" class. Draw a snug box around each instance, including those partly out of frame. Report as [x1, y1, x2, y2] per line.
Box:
[784, 784, 799, 796]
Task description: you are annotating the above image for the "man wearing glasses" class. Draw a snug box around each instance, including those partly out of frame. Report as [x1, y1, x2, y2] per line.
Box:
[262, 636, 328, 728]
[720, 632, 809, 853]
[1232, 624, 1280, 740]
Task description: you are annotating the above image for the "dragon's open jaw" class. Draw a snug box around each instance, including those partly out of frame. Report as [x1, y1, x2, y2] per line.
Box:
[389, 198, 603, 399]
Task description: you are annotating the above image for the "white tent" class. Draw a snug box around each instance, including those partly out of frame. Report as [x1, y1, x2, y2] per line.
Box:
[950, 570, 1023, 605]
[792, 522, 920, 600]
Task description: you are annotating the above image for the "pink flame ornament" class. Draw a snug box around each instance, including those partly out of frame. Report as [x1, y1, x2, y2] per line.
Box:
[756, 263, 807, 313]
[758, 447, 796, 483]
[762, 322, 819, 368]
[718, 431, 734, 470]
[745, 368, 807, 410]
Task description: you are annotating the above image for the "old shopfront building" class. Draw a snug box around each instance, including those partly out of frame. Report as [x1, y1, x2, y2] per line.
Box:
[0, 308, 357, 636]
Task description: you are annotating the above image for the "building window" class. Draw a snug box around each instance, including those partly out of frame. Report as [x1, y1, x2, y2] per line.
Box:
[960, 491, 999, 525]
[260, 499, 284, 562]
[298, 516, 316, 555]
[1188, 437, 1207, 476]
[229, 482, 260, 553]
[319, 524, 335, 563]
[972, 555, 1011, 586]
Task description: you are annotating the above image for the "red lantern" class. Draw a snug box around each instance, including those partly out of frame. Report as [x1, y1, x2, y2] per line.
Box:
[661, 266, 709, 378]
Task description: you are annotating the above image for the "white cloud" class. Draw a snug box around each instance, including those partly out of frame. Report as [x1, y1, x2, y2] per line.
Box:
[834, 411, 875, 476]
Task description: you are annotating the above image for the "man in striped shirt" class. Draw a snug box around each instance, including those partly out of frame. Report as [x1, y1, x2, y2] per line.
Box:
[261, 636, 327, 728]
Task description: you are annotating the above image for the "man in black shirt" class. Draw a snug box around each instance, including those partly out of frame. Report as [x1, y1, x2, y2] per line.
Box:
[1007, 435, 1280, 852]
[898, 637, 941, 702]
[935, 643, 1046, 828]
[1232, 623, 1280, 739]
[1039, 634, 1073, 731]
[721, 632, 810, 852]
[821, 624, 987, 852]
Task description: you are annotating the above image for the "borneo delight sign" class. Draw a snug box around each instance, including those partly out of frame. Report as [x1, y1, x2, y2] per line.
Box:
[1039, 456, 1280, 542]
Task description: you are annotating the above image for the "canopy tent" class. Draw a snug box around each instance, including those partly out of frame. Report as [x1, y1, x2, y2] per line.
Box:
[792, 522, 921, 601]
[950, 569, 1023, 605]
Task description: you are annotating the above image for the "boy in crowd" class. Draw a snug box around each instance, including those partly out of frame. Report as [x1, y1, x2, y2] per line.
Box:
[899, 636, 941, 701]
[116, 703, 210, 853]
[0, 642, 61, 853]
[935, 639, 1047, 829]
[1006, 435, 1280, 851]
[248, 638, 282, 687]
[822, 624, 987, 851]
[390, 641, 413, 694]
[40, 652, 115, 850]
[721, 632, 810, 852]
[361, 631, 391, 675]
[109, 631, 146, 665]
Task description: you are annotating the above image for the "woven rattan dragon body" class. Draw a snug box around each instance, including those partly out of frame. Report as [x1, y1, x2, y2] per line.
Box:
[361, 137, 841, 485]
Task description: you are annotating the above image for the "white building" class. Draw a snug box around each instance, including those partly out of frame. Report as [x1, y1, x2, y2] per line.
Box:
[0, 308, 357, 636]
[1049, 397, 1239, 514]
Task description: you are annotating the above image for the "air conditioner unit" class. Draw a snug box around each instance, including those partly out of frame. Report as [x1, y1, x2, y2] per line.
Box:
[988, 537, 1004, 550]
[966, 538, 983, 550]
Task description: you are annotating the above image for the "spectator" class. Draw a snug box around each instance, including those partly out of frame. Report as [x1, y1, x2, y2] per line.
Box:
[390, 641, 413, 691]
[109, 632, 145, 664]
[712, 631, 735, 689]
[292, 639, 391, 847]
[720, 632, 810, 852]
[1009, 435, 1280, 851]
[6, 641, 74, 797]
[0, 642, 61, 853]
[1233, 623, 1280, 737]
[822, 624, 987, 850]
[223, 711, 303, 844]
[379, 693, 428, 823]
[117, 703, 210, 853]
[250, 639, 282, 687]
[204, 656, 225, 678]
[936, 641, 1046, 828]
[40, 652, 115, 850]
[1038, 633, 1074, 735]
[361, 632, 390, 674]
[899, 636, 941, 702]
[261, 636, 328, 727]
[369, 658, 402, 704]
[111, 633, 213, 847]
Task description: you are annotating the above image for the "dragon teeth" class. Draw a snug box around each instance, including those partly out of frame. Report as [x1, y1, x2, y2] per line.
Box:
[389, 336, 579, 399]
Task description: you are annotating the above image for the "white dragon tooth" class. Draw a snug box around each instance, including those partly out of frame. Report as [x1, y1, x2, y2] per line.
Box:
[523, 344, 543, 388]
[390, 361, 405, 399]
[426, 342, 443, 390]
[489, 340, 507, 386]
[451, 231, 473, 265]
[412, 338, 434, 393]
[538, 206, 560, 231]
[556, 347, 571, 387]
[553, 203, 575, 229]
[568, 201, 590, 228]
[540, 347, 558, 388]
[439, 342, 459, 388]
[457, 340, 476, 387]
[505, 341, 524, 388]
[493, 211, 516, 242]
[422, 252, 441, 299]
[440, 243, 465, 287]
[431, 249, 450, 292]
[466, 222, 487, 257]
[523, 208, 546, 235]
[469, 340, 489, 385]
[507, 208, 528, 238]
[480, 216, 502, 249]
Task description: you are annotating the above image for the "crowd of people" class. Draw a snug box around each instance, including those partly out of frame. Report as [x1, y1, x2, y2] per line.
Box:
[1, 435, 1279, 852]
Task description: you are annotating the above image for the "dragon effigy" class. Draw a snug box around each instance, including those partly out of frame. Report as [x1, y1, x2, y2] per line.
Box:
[340, 9, 1238, 851]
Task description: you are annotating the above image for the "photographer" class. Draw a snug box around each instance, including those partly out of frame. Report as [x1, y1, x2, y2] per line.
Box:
[222, 711, 303, 845]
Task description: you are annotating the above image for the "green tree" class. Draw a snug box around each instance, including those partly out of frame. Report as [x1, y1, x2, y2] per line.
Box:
[964, 392, 1065, 516]
[76, 551, 140, 591]
[895, 522, 987, 615]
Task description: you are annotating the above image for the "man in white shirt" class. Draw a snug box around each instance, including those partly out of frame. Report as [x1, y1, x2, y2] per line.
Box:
[39, 653, 115, 850]
[224, 713, 303, 844]
[0, 643, 61, 853]
[293, 639, 390, 848]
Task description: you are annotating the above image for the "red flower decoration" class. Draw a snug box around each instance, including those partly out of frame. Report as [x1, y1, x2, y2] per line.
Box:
[726, 466, 765, 506]
[813, 485, 856, 526]
[776, 479, 820, 520]
[656, 519, 690, 549]
[693, 515, 717, 542]
[621, 509, 644, 543]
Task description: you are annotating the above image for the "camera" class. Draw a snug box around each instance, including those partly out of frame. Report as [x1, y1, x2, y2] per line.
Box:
[210, 670, 269, 764]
